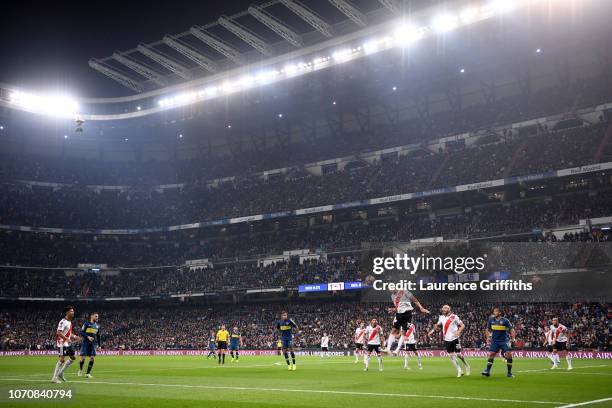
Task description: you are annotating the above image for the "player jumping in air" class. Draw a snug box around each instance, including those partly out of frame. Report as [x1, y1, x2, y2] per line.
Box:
[229, 326, 242, 363]
[482, 307, 516, 378]
[78, 312, 101, 378]
[52, 305, 78, 383]
[385, 290, 429, 353]
[216, 324, 230, 365]
[550, 317, 572, 370]
[206, 331, 216, 359]
[395, 322, 422, 370]
[353, 321, 366, 363]
[364, 318, 384, 372]
[429, 305, 470, 377]
[276, 311, 298, 370]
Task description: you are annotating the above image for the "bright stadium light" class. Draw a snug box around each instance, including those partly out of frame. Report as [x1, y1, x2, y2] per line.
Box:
[283, 64, 298, 75]
[239, 75, 255, 87]
[488, 0, 517, 14]
[136, 105, 142, 111]
[255, 70, 278, 83]
[460, 7, 480, 24]
[362, 39, 380, 54]
[332, 49, 352, 62]
[220, 81, 235, 94]
[432, 14, 459, 33]
[9, 91, 79, 118]
[204, 86, 218, 97]
[393, 24, 425, 45]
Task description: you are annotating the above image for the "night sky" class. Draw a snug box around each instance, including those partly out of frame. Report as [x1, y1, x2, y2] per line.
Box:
[0, 0, 255, 98]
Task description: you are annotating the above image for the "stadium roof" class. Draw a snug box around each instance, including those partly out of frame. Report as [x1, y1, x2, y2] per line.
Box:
[0, 0, 545, 121]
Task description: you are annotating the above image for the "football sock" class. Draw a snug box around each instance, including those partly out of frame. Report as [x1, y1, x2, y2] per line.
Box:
[364, 354, 370, 369]
[566, 355, 572, 368]
[58, 359, 73, 376]
[377, 355, 383, 370]
[284, 351, 290, 365]
[386, 334, 395, 350]
[52, 361, 62, 379]
[450, 354, 461, 372]
[485, 357, 494, 372]
[458, 354, 470, 368]
[222, 354, 225, 364]
[87, 360, 94, 374]
[506, 358, 513, 374]
[416, 352, 422, 366]
[404, 354, 408, 368]
[395, 335, 405, 353]
[290, 352, 295, 364]
[79, 360, 84, 370]
[235, 351, 239, 360]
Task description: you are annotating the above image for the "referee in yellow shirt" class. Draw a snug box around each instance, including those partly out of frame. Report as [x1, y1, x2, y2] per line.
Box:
[216, 324, 230, 365]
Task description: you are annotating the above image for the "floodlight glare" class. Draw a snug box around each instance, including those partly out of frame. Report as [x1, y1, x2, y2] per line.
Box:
[205, 86, 218, 97]
[488, 0, 517, 14]
[393, 24, 424, 45]
[239, 75, 255, 87]
[255, 70, 277, 83]
[332, 49, 352, 62]
[10, 91, 79, 118]
[460, 7, 479, 24]
[283, 64, 298, 75]
[432, 14, 459, 33]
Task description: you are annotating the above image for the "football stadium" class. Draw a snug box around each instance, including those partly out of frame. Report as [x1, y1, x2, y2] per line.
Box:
[0, 0, 611, 407]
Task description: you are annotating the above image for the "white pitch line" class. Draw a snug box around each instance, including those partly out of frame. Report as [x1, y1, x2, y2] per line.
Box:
[0, 377, 567, 405]
[555, 397, 612, 408]
[0, 359, 354, 378]
[516, 365, 609, 373]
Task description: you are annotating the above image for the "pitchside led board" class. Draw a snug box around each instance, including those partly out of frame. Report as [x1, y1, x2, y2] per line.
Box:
[298, 282, 363, 293]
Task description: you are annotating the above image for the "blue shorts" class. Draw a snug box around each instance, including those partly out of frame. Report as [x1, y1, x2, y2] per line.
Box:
[80, 341, 96, 357]
[281, 338, 293, 349]
[229, 342, 239, 351]
[489, 341, 510, 354]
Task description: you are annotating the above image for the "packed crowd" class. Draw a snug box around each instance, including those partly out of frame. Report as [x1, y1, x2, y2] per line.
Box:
[1, 301, 608, 351]
[1, 241, 610, 299]
[0, 257, 361, 298]
[0, 118, 609, 230]
[1, 187, 611, 268]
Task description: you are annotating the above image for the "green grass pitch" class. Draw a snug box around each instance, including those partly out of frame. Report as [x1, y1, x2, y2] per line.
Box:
[0, 355, 610, 407]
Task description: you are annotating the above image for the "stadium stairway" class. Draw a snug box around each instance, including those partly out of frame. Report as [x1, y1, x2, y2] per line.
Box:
[503, 139, 529, 178]
[593, 118, 612, 163]
[426, 153, 452, 189]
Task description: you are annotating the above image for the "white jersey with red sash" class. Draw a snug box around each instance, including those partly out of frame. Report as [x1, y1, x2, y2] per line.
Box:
[56, 318, 72, 347]
[391, 290, 414, 313]
[545, 330, 554, 346]
[404, 323, 417, 344]
[354, 327, 365, 344]
[365, 324, 383, 345]
[437, 313, 462, 342]
[550, 324, 568, 343]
